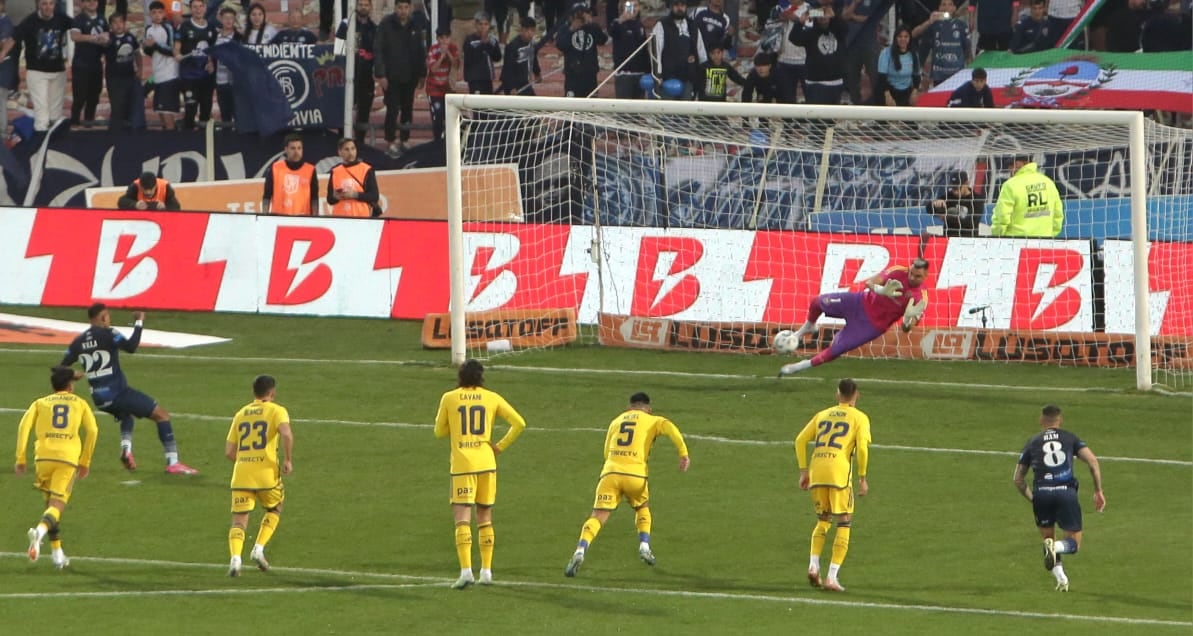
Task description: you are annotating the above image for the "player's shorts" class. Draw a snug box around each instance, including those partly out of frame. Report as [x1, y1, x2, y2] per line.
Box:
[96, 387, 157, 420]
[1032, 485, 1082, 532]
[450, 471, 496, 506]
[816, 292, 886, 359]
[592, 472, 649, 511]
[154, 79, 182, 113]
[231, 483, 285, 514]
[34, 461, 78, 504]
[810, 485, 854, 516]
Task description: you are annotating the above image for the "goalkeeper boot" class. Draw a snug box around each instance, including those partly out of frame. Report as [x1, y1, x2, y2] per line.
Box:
[564, 550, 585, 577]
[778, 362, 803, 377]
[638, 544, 656, 566]
[451, 570, 475, 590]
[1043, 538, 1057, 571]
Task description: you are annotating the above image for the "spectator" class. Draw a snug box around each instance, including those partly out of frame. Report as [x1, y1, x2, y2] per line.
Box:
[1047, 0, 1082, 46]
[741, 52, 779, 103]
[947, 67, 994, 107]
[425, 26, 457, 139]
[15, 0, 71, 132]
[69, 0, 107, 127]
[500, 17, 542, 95]
[319, 0, 348, 42]
[0, 0, 17, 138]
[327, 137, 380, 218]
[463, 11, 502, 94]
[262, 133, 318, 216]
[842, 0, 880, 105]
[485, 0, 512, 42]
[991, 155, 1063, 238]
[104, 12, 140, 131]
[118, 171, 182, 210]
[98, 0, 128, 28]
[693, 0, 733, 56]
[975, 0, 1013, 51]
[766, 0, 808, 104]
[557, 9, 607, 98]
[1094, 0, 1143, 52]
[652, 0, 705, 99]
[214, 5, 239, 125]
[876, 25, 918, 106]
[1134, 0, 1192, 52]
[412, 0, 452, 49]
[694, 44, 744, 101]
[274, 6, 318, 44]
[788, 0, 847, 105]
[1010, 0, 1053, 53]
[243, 3, 278, 45]
[914, 0, 971, 88]
[374, 0, 426, 157]
[175, 0, 217, 131]
[143, 0, 180, 130]
[336, 0, 378, 133]
[926, 170, 982, 237]
[609, 1, 649, 98]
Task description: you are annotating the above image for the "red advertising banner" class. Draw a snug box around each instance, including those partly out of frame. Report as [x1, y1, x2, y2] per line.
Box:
[0, 208, 1188, 337]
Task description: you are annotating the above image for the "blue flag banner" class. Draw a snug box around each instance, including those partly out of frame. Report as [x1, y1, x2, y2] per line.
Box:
[210, 42, 345, 134]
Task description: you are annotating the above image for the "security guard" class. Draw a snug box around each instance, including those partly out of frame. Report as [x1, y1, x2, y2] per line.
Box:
[991, 154, 1064, 237]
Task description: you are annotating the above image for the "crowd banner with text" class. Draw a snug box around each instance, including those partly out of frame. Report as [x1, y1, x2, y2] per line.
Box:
[597, 314, 1193, 369]
[420, 308, 579, 349]
[85, 165, 523, 220]
[0, 208, 1189, 339]
[208, 42, 345, 133]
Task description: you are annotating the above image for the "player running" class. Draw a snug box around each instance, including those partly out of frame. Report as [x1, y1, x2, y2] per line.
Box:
[778, 258, 930, 377]
[60, 304, 197, 474]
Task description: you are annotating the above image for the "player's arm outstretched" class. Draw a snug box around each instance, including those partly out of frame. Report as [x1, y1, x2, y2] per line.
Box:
[864, 273, 904, 298]
[116, 311, 146, 354]
[1076, 446, 1105, 512]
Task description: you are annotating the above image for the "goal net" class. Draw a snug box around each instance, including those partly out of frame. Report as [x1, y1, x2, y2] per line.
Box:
[445, 96, 1193, 392]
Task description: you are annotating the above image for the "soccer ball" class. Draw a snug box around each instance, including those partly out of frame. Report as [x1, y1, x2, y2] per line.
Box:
[772, 330, 799, 355]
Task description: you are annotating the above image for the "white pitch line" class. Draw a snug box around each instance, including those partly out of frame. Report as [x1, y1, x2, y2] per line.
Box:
[0, 407, 1187, 468]
[0, 583, 441, 600]
[0, 347, 1178, 396]
[0, 553, 1187, 628]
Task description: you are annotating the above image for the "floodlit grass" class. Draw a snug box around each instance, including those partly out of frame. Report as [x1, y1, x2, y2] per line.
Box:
[1, 306, 1189, 634]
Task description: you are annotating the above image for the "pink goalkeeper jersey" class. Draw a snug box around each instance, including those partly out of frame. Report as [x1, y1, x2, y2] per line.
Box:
[862, 266, 927, 329]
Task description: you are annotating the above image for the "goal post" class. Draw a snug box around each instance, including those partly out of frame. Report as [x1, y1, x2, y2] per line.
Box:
[445, 94, 1190, 392]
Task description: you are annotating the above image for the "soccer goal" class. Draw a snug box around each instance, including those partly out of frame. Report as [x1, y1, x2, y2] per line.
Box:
[444, 95, 1192, 392]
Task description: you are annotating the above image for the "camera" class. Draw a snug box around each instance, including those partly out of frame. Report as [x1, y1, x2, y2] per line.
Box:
[940, 11, 950, 18]
[808, 8, 825, 17]
[624, 1, 634, 12]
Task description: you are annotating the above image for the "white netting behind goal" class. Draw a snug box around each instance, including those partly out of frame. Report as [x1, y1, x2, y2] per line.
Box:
[449, 99, 1192, 391]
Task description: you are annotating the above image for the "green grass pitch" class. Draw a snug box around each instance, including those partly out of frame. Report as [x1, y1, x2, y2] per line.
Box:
[0, 306, 1189, 635]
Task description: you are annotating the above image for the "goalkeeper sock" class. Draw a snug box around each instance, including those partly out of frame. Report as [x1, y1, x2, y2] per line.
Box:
[478, 523, 495, 570]
[454, 523, 473, 570]
[228, 527, 245, 558]
[810, 520, 831, 562]
[256, 511, 280, 547]
[578, 517, 602, 551]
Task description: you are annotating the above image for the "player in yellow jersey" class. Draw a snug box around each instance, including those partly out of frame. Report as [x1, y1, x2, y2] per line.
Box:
[224, 375, 293, 577]
[793, 378, 871, 592]
[14, 366, 98, 569]
[564, 392, 690, 578]
[434, 360, 526, 590]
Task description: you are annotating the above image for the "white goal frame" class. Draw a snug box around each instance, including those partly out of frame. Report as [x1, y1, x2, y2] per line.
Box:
[445, 95, 1152, 390]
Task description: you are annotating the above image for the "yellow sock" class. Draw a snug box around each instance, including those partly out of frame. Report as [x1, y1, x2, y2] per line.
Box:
[49, 539, 63, 551]
[635, 507, 652, 537]
[831, 526, 851, 567]
[37, 507, 61, 535]
[256, 512, 280, 548]
[478, 523, 495, 570]
[578, 517, 602, 548]
[810, 520, 831, 559]
[454, 523, 473, 570]
[229, 527, 245, 558]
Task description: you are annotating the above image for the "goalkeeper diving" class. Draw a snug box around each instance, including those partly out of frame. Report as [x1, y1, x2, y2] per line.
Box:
[779, 258, 930, 376]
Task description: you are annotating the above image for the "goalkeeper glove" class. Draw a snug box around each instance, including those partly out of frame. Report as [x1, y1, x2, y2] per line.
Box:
[902, 297, 928, 329]
[871, 279, 904, 298]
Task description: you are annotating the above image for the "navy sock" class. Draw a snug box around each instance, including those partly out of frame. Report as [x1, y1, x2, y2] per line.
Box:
[156, 420, 178, 453]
